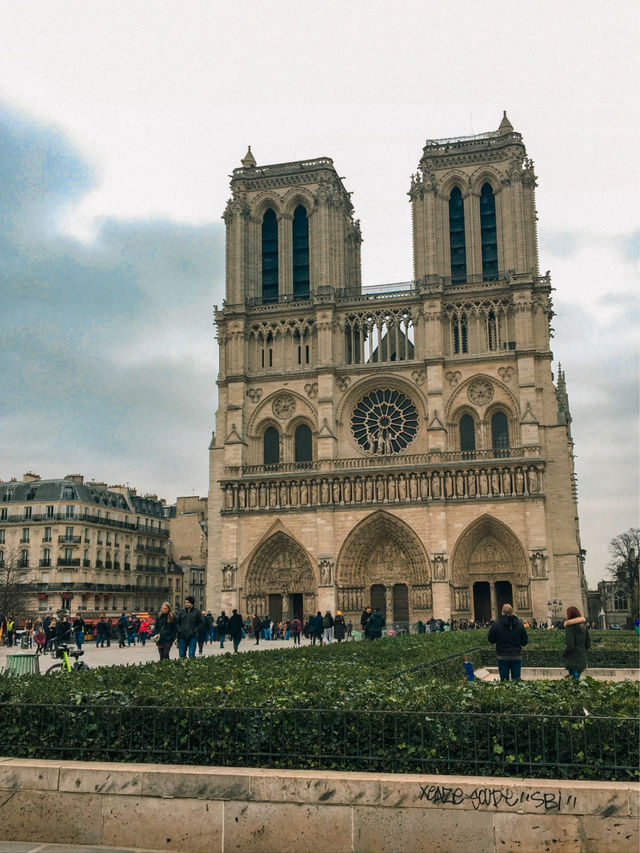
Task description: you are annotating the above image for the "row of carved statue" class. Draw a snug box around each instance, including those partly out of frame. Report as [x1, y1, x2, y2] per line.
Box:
[222, 465, 542, 511]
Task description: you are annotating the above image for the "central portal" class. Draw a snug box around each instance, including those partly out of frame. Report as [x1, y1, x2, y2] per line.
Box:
[337, 511, 431, 627]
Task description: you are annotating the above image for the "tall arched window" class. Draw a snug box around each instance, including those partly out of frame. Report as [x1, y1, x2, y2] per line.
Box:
[459, 414, 476, 459]
[261, 209, 278, 303]
[453, 312, 468, 354]
[294, 424, 313, 466]
[449, 187, 467, 284]
[292, 205, 310, 300]
[480, 183, 498, 281]
[263, 427, 280, 466]
[614, 591, 628, 611]
[491, 411, 510, 457]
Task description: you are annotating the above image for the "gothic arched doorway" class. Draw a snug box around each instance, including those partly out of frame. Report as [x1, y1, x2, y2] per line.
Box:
[336, 511, 432, 629]
[451, 515, 530, 622]
[243, 531, 316, 620]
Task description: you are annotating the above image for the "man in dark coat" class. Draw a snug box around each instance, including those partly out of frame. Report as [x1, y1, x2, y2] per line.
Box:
[488, 603, 528, 681]
[366, 607, 385, 640]
[216, 611, 229, 649]
[360, 607, 372, 639]
[227, 608, 244, 653]
[177, 596, 204, 659]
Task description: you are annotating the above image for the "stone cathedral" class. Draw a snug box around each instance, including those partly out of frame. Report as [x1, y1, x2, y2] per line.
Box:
[207, 114, 586, 627]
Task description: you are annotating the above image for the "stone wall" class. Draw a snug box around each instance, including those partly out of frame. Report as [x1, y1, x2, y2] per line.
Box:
[0, 758, 637, 852]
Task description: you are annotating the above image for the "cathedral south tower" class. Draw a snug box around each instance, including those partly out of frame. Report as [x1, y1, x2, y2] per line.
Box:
[208, 117, 585, 628]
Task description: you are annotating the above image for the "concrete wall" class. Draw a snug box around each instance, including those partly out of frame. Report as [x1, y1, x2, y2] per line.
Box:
[0, 758, 637, 852]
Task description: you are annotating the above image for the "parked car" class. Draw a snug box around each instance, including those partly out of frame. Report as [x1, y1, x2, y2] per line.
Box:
[609, 624, 621, 630]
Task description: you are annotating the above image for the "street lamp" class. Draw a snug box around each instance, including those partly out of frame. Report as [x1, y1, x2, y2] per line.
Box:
[547, 599, 563, 626]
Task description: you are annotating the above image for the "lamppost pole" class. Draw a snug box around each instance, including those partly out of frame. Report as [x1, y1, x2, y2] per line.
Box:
[547, 599, 563, 627]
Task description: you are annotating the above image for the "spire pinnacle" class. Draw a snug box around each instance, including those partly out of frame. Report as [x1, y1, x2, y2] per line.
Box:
[498, 111, 514, 135]
[241, 146, 256, 168]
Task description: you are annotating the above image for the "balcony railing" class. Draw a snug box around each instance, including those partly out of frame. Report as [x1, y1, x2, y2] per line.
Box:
[0, 512, 168, 536]
[232, 447, 540, 478]
[39, 559, 51, 567]
[57, 558, 80, 567]
[58, 535, 81, 544]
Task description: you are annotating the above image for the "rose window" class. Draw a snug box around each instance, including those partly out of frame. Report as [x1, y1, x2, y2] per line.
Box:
[351, 389, 419, 454]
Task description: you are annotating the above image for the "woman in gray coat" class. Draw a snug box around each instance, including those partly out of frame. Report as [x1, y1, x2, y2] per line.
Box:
[563, 605, 590, 679]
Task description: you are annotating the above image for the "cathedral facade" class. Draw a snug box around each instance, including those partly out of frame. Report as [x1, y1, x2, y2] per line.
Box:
[207, 115, 586, 627]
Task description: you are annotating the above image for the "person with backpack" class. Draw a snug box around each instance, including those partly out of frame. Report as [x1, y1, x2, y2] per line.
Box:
[488, 603, 528, 681]
[333, 611, 346, 642]
[290, 616, 302, 646]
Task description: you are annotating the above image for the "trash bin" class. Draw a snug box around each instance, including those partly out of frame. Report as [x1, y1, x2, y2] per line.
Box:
[20, 635, 29, 649]
[5, 653, 40, 676]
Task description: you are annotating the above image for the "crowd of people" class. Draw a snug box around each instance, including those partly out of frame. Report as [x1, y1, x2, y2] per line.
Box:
[0, 600, 594, 677]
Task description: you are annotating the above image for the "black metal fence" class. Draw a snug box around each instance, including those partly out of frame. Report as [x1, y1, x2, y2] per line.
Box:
[1, 703, 637, 781]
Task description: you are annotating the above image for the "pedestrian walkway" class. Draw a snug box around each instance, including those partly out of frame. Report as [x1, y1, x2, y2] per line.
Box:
[0, 634, 319, 672]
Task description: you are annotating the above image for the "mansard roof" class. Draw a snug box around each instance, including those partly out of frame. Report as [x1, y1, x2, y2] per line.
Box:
[0, 477, 164, 516]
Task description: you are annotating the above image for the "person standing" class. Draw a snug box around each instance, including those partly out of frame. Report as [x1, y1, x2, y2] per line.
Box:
[563, 606, 590, 680]
[137, 618, 148, 647]
[197, 611, 207, 655]
[360, 607, 372, 639]
[216, 611, 229, 649]
[204, 611, 214, 644]
[117, 613, 127, 648]
[366, 607, 385, 640]
[96, 616, 107, 648]
[290, 615, 302, 646]
[176, 596, 204, 659]
[154, 602, 177, 660]
[488, 603, 528, 681]
[72, 614, 85, 649]
[309, 611, 324, 645]
[251, 613, 262, 645]
[322, 611, 334, 644]
[333, 611, 346, 642]
[228, 608, 244, 653]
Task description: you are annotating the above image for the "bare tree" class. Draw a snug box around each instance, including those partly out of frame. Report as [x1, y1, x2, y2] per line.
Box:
[607, 528, 640, 616]
[0, 547, 36, 618]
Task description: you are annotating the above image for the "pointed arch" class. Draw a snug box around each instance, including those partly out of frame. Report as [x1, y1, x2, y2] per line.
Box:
[261, 208, 279, 303]
[241, 526, 317, 618]
[451, 514, 528, 587]
[337, 511, 431, 589]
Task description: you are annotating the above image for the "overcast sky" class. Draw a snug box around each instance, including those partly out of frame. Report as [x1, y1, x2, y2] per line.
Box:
[1, 0, 637, 585]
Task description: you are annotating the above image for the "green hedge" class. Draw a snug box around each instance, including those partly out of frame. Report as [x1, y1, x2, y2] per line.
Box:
[1, 632, 636, 780]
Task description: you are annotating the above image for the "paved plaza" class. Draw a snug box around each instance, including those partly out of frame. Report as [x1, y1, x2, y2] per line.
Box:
[0, 633, 322, 673]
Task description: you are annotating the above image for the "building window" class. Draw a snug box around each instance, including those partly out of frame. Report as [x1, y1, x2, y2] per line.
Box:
[21, 528, 30, 543]
[294, 424, 313, 465]
[65, 526, 74, 540]
[480, 183, 498, 281]
[64, 547, 74, 562]
[20, 549, 29, 567]
[459, 414, 476, 458]
[65, 505, 74, 518]
[261, 208, 278, 304]
[0, 550, 3, 567]
[63, 486, 74, 499]
[487, 309, 498, 351]
[263, 427, 280, 466]
[614, 591, 628, 611]
[453, 312, 468, 354]
[491, 411, 510, 457]
[24, 506, 32, 519]
[41, 548, 51, 567]
[292, 205, 310, 300]
[449, 187, 467, 284]
[46, 505, 54, 518]
[0, 530, 4, 544]
[0, 509, 7, 520]
[43, 527, 51, 542]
